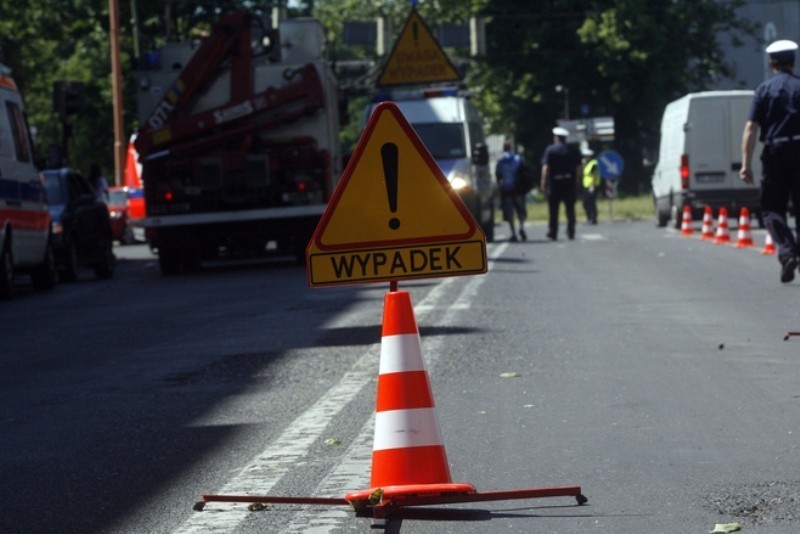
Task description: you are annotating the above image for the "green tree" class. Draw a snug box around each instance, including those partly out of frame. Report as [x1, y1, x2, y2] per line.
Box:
[477, 0, 755, 193]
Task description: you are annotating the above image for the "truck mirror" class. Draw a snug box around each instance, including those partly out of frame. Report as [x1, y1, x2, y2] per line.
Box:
[472, 142, 488, 166]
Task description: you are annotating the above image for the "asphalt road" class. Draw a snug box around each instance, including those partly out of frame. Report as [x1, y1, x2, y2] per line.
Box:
[1, 219, 799, 533]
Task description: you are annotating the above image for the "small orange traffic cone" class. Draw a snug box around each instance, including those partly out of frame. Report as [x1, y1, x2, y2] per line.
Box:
[346, 290, 475, 507]
[700, 206, 715, 240]
[714, 207, 731, 244]
[762, 231, 777, 255]
[735, 207, 754, 248]
[679, 205, 694, 235]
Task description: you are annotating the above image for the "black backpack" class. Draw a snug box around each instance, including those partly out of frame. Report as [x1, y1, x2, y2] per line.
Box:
[514, 160, 535, 195]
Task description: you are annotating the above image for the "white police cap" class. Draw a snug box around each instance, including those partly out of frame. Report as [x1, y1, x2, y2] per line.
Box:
[552, 126, 570, 137]
[766, 39, 798, 56]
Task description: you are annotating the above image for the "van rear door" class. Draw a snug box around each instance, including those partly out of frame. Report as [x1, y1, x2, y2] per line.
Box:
[686, 97, 731, 191]
[728, 95, 762, 187]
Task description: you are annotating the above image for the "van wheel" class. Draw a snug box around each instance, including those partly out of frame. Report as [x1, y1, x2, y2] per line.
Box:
[672, 205, 683, 230]
[121, 224, 135, 245]
[656, 209, 669, 228]
[94, 241, 115, 280]
[483, 203, 495, 243]
[59, 238, 79, 282]
[158, 247, 181, 275]
[0, 244, 14, 299]
[32, 242, 57, 291]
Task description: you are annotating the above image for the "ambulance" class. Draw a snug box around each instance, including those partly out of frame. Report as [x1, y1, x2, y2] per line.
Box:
[0, 64, 56, 296]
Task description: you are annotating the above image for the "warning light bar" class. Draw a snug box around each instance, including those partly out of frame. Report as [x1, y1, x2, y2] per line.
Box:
[373, 87, 461, 103]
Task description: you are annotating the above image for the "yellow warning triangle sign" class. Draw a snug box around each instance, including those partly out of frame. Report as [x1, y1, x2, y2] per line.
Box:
[306, 102, 486, 287]
[377, 10, 463, 88]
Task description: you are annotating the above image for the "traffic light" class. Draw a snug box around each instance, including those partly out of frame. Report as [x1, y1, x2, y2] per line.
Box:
[53, 81, 86, 119]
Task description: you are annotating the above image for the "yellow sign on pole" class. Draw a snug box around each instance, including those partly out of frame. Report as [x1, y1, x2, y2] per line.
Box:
[376, 10, 463, 88]
[306, 102, 486, 287]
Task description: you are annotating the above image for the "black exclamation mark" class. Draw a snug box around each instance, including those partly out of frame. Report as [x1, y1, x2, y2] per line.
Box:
[381, 142, 400, 230]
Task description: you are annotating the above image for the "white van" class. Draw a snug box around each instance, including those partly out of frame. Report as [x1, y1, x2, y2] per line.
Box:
[364, 88, 496, 241]
[652, 91, 762, 227]
[0, 65, 56, 296]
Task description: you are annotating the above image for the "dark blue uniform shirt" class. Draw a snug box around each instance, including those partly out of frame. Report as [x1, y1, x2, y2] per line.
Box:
[541, 142, 580, 179]
[748, 70, 800, 143]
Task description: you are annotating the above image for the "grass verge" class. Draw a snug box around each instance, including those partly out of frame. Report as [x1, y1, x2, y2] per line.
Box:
[517, 192, 654, 224]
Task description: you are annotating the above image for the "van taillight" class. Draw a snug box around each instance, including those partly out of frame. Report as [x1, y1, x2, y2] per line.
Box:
[680, 154, 690, 190]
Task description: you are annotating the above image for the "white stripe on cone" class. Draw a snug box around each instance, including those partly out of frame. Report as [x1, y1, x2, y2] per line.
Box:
[379, 334, 425, 374]
[373, 408, 445, 450]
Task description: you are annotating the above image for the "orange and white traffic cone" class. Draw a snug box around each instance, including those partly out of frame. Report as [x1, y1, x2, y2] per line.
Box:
[679, 205, 694, 236]
[714, 207, 731, 244]
[762, 231, 777, 255]
[345, 290, 475, 510]
[735, 207, 754, 248]
[700, 206, 715, 240]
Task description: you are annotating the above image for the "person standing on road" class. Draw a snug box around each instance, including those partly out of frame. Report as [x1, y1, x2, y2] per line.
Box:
[740, 39, 800, 283]
[581, 148, 600, 225]
[541, 127, 581, 240]
[89, 163, 109, 203]
[495, 141, 527, 242]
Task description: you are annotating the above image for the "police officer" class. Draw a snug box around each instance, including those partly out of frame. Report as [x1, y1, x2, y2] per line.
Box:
[741, 39, 800, 283]
[581, 148, 600, 225]
[541, 126, 581, 240]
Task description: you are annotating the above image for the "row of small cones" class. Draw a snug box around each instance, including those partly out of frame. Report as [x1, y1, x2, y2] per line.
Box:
[680, 205, 775, 255]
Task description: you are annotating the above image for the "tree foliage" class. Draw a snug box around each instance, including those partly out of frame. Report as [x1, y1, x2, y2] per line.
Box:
[477, 0, 756, 192]
[0, 0, 756, 191]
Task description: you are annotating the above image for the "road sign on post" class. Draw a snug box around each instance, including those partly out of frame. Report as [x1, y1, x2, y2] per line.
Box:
[306, 102, 487, 287]
[598, 150, 624, 180]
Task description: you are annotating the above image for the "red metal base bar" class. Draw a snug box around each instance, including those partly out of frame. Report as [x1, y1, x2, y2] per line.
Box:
[784, 331, 800, 341]
[195, 494, 348, 511]
[359, 486, 587, 519]
[195, 485, 587, 518]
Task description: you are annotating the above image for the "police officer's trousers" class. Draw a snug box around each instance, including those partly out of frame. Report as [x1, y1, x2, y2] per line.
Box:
[760, 144, 800, 263]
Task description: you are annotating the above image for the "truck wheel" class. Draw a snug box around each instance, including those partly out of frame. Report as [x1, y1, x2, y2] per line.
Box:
[32, 241, 57, 291]
[158, 248, 182, 275]
[0, 244, 14, 299]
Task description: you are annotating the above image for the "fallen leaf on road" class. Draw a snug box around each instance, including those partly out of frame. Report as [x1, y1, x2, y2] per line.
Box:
[500, 372, 522, 378]
[710, 522, 741, 533]
[325, 438, 342, 446]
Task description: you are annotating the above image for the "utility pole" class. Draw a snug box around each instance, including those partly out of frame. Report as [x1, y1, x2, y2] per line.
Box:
[109, 0, 125, 186]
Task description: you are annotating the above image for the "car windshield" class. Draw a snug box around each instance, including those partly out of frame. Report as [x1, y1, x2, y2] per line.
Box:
[108, 190, 127, 205]
[43, 173, 67, 205]
[409, 123, 466, 159]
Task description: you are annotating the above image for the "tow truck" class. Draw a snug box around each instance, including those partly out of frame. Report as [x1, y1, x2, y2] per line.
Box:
[135, 11, 341, 274]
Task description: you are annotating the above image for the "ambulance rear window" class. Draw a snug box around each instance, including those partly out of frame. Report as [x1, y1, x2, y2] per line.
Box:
[5, 101, 31, 163]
